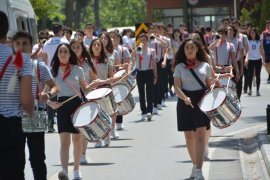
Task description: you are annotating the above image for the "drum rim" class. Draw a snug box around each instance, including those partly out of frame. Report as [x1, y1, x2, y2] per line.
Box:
[199, 87, 228, 113]
[86, 87, 112, 101]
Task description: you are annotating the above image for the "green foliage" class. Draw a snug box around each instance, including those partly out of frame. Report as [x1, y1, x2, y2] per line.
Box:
[259, 0, 270, 30]
[240, 8, 251, 24]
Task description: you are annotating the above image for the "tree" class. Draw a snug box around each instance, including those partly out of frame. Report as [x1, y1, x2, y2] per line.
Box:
[259, 0, 270, 30]
[65, 0, 74, 28]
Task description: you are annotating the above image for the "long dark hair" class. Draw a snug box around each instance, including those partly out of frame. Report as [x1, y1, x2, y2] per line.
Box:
[89, 38, 108, 64]
[248, 27, 260, 41]
[51, 43, 78, 77]
[99, 32, 114, 54]
[70, 38, 97, 74]
[173, 38, 209, 68]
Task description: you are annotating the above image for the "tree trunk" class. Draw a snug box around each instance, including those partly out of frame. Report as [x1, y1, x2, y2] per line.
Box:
[94, 0, 100, 28]
[74, 1, 82, 29]
[65, 0, 74, 28]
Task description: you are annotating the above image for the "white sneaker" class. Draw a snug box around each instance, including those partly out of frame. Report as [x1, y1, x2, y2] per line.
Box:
[94, 140, 102, 148]
[73, 170, 82, 180]
[190, 165, 196, 178]
[116, 123, 124, 130]
[58, 170, 69, 180]
[80, 154, 88, 164]
[195, 169, 204, 180]
[256, 91, 261, 96]
[104, 135, 111, 147]
[141, 114, 147, 121]
[161, 100, 166, 107]
[157, 104, 162, 110]
[147, 113, 152, 121]
[111, 129, 119, 139]
[152, 107, 158, 115]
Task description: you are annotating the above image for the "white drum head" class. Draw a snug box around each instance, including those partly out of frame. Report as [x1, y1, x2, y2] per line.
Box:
[113, 69, 125, 78]
[112, 84, 129, 103]
[86, 88, 112, 100]
[72, 102, 99, 127]
[199, 87, 227, 112]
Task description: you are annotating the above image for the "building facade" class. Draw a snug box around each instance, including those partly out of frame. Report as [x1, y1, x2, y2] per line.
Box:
[146, 0, 239, 31]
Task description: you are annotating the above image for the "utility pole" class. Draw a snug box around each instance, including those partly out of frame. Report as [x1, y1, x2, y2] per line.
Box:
[183, 0, 188, 26]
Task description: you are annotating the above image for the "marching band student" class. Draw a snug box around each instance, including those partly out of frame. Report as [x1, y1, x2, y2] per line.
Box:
[83, 23, 97, 47]
[131, 33, 158, 121]
[147, 25, 167, 114]
[109, 31, 131, 130]
[245, 28, 265, 96]
[42, 22, 69, 133]
[232, 20, 249, 93]
[89, 38, 121, 147]
[49, 43, 100, 180]
[260, 20, 270, 84]
[64, 27, 73, 42]
[173, 38, 213, 180]
[70, 38, 98, 164]
[100, 32, 124, 135]
[122, 28, 133, 51]
[208, 28, 240, 82]
[227, 25, 244, 100]
[0, 11, 34, 180]
[12, 31, 58, 180]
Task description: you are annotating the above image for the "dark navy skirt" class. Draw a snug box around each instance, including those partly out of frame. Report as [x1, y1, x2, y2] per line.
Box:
[176, 89, 210, 131]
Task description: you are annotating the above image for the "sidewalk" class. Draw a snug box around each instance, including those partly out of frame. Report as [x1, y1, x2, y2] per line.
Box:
[257, 130, 270, 176]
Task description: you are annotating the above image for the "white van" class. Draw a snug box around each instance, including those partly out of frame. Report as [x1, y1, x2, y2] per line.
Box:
[0, 0, 38, 42]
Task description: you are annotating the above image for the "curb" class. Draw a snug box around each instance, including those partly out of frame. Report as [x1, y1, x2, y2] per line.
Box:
[257, 131, 270, 176]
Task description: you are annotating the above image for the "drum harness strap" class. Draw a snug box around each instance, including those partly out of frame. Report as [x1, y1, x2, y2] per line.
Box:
[188, 68, 207, 91]
[58, 69, 82, 99]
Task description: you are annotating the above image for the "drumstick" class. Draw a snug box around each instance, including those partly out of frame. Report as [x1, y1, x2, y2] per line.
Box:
[226, 68, 233, 91]
[210, 73, 220, 92]
[61, 93, 80, 105]
[114, 63, 130, 67]
[176, 86, 194, 108]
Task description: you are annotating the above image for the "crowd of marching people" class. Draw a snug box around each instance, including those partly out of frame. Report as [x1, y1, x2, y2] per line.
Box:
[1, 8, 270, 180]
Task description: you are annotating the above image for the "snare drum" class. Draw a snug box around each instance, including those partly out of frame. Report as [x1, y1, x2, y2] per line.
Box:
[86, 88, 117, 116]
[113, 69, 136, 91]
[22, 111, 47, 132]
[72, 101, 112, 142]
[112, 84, 136, 115]
[199, 87, 241, 129]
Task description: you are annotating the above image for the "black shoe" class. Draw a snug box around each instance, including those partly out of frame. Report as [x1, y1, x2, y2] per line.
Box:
[47, 127, 55, 133]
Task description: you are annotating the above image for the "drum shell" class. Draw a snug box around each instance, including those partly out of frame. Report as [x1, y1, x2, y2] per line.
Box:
[72, 102, 112, 142]
[199, 88, 241, 129]
[116, 92, 136, 115]
[22, 111, 47, 132]
[86, 89, 117, 116]
[113, 70, 136, 91]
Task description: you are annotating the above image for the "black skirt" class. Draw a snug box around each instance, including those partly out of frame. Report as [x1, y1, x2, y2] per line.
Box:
[177, 89, 210, 131]
[56, 96, 82, 134]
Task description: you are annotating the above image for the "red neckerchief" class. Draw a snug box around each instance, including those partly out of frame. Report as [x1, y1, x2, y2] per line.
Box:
[184, 59, 197, 69]
[60, 62, 71, 80]
[93, 55, 101, 64]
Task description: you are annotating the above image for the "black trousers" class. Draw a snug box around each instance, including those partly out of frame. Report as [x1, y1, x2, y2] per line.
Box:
[166, 60, 174, 92]
[0, 115, 24, 180]
[233, 60, 243, 100]
[20, 132, 47, 180]
[137, 70, 154, 114]
[247, 59, 262, 91]
[116, 115, 123, 123]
